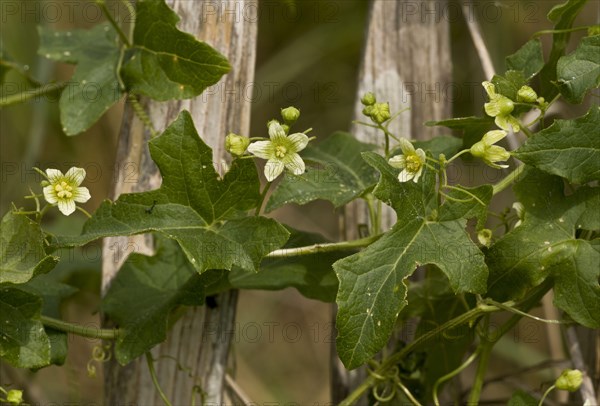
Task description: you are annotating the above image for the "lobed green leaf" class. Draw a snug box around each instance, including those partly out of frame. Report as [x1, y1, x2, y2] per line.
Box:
[506, 39, 545, 80]
[57, 111, 289, 273]
[334, 153, 487, 369]
[122, 0, 230, 100]
[0, 287, 51, 369]
[486, 168, 600, 327]
[514, 106, 600, 184]
[102, 237, 210, 364]
[557, 35, 600, 104]
[1, 211, 58, 285]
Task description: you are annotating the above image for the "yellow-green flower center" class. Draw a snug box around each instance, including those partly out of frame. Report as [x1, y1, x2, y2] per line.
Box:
[406, 154, 422, 172]
[275, 145, 287, 158]
[55, 181, 73, 199]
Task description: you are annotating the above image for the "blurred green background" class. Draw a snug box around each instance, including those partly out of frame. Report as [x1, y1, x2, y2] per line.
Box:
[1, 0, 597, 404]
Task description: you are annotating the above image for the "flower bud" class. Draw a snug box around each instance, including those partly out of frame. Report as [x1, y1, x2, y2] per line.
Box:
[369, 102, 391, 124]
[485, 96, 514, 117]
[225, 133, 250, 156]
[555, 369, 583, 392]
[6, 390, 23, 405]
[362, 106, 373, 117]
[361, 92, 376, 106]
[517, 86, 538, 103]
[477, 229, 493, 247]
[281, 106, 300, 124]
[588, 25, 600, 36]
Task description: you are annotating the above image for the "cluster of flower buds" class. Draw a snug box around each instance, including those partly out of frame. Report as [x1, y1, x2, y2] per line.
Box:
[361, 92, 391, 124]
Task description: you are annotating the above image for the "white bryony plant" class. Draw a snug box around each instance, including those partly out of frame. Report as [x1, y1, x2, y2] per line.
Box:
[40, 167, 91, 216]
[247, 121, 310, 182]
[388, 138, 426, 183]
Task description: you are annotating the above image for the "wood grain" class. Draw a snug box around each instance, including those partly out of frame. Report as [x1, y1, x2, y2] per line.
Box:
[102, 1, 257, 403]
[333, 0, 453, 402]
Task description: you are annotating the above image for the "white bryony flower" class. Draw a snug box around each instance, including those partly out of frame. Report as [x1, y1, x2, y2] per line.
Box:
[482, 81, 521, 133]
[247, 121, 309, 182]
[388, 138, 426, 183]
[42, 167, 91, 216]
[470, 130, 511, 169]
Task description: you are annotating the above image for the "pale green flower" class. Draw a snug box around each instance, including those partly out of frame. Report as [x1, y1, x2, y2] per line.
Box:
[483, 81, 520, 132]
[388, 138, 426, 183]
[470, 130, 511, 169]
[225, 133, 250, 156]
[555, 369, 583, 392]
[247, 122, 309, 181]
[6, 389, 23, 405]
[517, 85, 538, 103]
[42, 167, 91, 216]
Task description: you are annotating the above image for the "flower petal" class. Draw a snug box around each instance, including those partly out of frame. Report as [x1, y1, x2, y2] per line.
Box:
[65, 167, 86, 186]
[398, 138, 415, 156]
[45, 169, 63, 182]
[482, 81, 496, 98]
[57, 199, 76, 216]
[264, 159, 285, 182]
[73, 187, 91, 203]
[486, 145, 511, 162]
[287, 133, 309, 152]
[43, 185, 58, 204]
[484, 101, 502, 118]
[398, 169, 414, 183]
[415, 148, 426, 163]
[494, 115, 511, 132]
[412, 166, 424, 183]
[247, 141, 274, 160]
[507, 116, 521, 133]
[482, 130, 507, 145]
[388, 155, 406, 169]
[268, 122, 287, 142]
[284, 153, 305, 175]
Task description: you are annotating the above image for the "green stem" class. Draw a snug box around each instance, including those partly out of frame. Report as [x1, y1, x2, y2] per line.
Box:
[521, 123, 533, 138]
[533, 25, 595, 38]
[467, 334, 494, 404]
[145, 352, 173, 406]
[492, 165, 525, 195]
[96, 0, 132, 47]
[120, 0, 136, 41]
[445, 149, 471, 164]
[255, 181, 273, 216]
[0, 82, 67, 107]
[433, 348, 480, 406]
[484, 299, 566, 324]
[538, 384, 556, 406]
[266, 233, 382, 258]
[395, 380, 424, 406]
[340, 305, 497, 406]
[41, 315, 119, 340]
[77, 206, 92, 218]
[128, 93, 158, 137]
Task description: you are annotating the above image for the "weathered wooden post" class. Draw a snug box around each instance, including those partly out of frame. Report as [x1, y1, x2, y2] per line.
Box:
[101, 1, 257, 403]
[333, 0, 452, 401]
